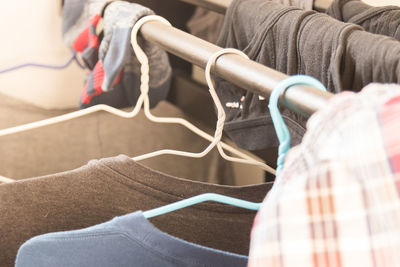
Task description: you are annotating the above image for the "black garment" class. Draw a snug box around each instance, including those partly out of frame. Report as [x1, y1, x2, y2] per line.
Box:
[327, 0, 400, 40]
[215, 0, 400, 151]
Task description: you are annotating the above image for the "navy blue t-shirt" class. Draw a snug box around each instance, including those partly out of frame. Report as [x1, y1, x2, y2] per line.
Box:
[16, 211, 248, 267]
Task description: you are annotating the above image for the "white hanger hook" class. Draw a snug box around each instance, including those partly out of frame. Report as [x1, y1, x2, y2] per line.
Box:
[204, 48, 249, 145]
[205, 49, 276, 175]
[130, 15, 172, 62]
[129, 19, 275, 174]
[130, 15, 171, 96]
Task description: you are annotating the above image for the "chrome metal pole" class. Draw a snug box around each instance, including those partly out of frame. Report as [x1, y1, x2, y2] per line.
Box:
[141, 21, 332, 118]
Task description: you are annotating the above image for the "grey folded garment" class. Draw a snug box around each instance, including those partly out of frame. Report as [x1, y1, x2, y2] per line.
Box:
[62, 0, 171, 109]
[0, 92, 237, 185]
[326, 0, 400, 40]
[215, 0, 400, 151]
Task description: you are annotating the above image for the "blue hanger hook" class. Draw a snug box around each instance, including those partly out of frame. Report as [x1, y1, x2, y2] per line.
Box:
[269, 75, 326, 176]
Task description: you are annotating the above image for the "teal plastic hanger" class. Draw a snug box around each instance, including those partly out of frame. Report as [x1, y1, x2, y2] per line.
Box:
[269, 75, 327, 176]
[143, 193, 261, 219]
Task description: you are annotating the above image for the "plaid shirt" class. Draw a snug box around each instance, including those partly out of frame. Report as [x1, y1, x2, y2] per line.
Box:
[248, 84, 400, 267]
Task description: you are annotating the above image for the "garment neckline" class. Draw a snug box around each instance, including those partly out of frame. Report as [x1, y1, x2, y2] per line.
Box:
[120, 211, 248, 265]
[91, 154, 273, 214]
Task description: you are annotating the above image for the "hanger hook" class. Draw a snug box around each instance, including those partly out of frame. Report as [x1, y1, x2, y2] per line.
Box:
[204, 49, 276, 175]
[130, 23, 274, 174]
[269, 75, 327, 176]
[205, 48, 249, 145]
[130, 15, 172, 96]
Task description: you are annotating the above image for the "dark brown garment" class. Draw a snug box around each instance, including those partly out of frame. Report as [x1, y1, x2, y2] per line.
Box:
[0, 155, 272, 266]
[327, 0, 400, 40]
[0, 93, 236, 184]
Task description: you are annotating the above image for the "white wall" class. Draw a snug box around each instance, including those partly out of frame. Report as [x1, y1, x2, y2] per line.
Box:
[0, 0, 86, 109]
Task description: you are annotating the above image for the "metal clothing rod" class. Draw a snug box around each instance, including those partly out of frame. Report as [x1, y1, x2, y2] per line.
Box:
[178, 0, 331, 13]
[140, 21, 332, 118]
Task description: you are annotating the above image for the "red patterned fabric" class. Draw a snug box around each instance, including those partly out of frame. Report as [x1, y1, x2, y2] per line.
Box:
[248, 84, 400, 267]
[81, 61, 122, 105]
[72, 14, 101, 53]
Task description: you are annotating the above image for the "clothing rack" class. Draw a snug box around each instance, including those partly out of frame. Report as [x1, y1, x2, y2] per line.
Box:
[178, 0, 332, 14]
[140, 21, 332, 118]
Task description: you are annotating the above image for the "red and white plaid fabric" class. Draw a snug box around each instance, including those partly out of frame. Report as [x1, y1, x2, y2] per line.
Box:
[248, 83, 400, 267]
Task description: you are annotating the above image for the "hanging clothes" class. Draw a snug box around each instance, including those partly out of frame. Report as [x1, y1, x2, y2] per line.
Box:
[0, 155, 272, 266]
[215, 0, 400, 151]
[327, 0, 400, 40]
[186, 0, 313, 49]
[15, 211, 247, 267]
[248, 83, 400, 267]
[62, 1, 171, 109]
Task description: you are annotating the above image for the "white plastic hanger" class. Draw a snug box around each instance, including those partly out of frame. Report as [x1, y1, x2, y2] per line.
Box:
[0, 175, 15, 183]
[140, 76, 327, 219]
[130, 15, 275, 174]
[141, 48, 273, 219]
[0, 15, 274, 173]
[206, 49, 275, 170]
